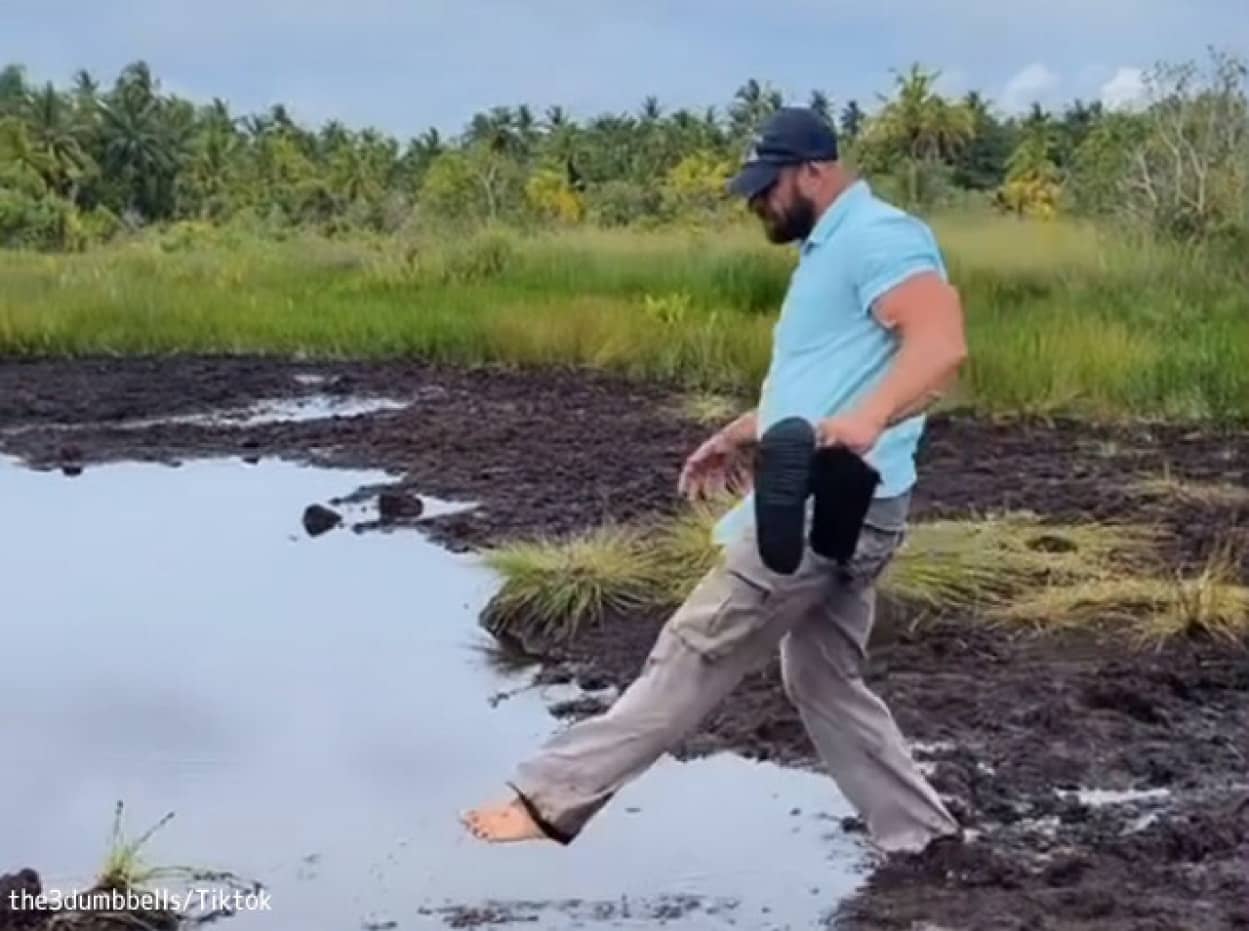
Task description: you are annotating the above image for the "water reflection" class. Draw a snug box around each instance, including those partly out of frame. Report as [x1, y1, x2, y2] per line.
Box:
[0, 456, 867, 929]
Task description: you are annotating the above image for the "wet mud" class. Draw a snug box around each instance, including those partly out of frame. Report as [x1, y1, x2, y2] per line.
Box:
[2, 356, 1248, 930]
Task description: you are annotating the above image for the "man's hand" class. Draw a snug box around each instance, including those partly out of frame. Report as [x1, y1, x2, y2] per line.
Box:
[678, 411, 757, 501]
[814, 409, 886, 456]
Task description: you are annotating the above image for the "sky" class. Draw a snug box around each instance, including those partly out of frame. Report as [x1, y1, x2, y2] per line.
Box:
[3, 1, 1246, 139]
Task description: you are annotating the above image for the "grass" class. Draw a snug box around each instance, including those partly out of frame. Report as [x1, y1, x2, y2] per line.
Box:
[479, 500, 1247, 647]
[36, 801, 262, 926]
[675, 390, 743, 425]
[1, 212, 1248, 421]
[481, 524, 663, 645]
[1130, 472, 1249, 509]
[480, 500, 740, 645]
[998, 542, 1249, 646]
[99, 802, 178, 891]
[881, 514, 1158, 617]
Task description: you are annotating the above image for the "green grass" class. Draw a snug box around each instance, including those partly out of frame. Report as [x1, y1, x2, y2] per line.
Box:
[481, 523, 663, 645]
[996, 540, 1249, 646]
[479, 501, 1244, 647]
[1, 213, 1247, 420]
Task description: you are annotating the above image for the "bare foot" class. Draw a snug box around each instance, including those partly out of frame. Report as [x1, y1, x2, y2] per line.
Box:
[460, 798, 550, 843]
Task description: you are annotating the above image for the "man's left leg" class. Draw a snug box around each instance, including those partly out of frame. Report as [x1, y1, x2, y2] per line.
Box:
[780, 503, 961, 853]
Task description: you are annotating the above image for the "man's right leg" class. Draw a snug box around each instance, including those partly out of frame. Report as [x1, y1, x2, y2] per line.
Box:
[463, 532, 836, 844]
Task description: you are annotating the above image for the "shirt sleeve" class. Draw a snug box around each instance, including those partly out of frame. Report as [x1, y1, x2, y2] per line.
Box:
[854, 213, 947, 315]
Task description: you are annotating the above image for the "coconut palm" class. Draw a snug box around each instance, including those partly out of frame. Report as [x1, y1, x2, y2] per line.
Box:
[866, 63, 976, 204]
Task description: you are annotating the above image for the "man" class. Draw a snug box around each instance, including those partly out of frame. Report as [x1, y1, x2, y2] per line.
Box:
[462, 107, 968, 856]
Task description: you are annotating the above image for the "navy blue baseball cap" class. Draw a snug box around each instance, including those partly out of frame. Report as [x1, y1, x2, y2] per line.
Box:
[727, 107, 840, 200]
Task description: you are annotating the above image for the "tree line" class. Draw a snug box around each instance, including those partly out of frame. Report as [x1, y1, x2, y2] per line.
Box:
[0, 48, 1245, 250]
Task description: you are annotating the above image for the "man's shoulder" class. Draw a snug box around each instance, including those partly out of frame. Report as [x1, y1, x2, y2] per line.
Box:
[848, 190, 935, 239]
[845, 192, 941, 258]
[844, 191, 947, 300]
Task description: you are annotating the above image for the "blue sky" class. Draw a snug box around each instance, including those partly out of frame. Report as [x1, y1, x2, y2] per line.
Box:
[4, 1, 1246, 139]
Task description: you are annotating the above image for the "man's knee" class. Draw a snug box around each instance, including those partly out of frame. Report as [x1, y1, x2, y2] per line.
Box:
[779, 625, 865, 708]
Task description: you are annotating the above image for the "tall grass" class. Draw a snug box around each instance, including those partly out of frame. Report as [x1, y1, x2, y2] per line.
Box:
[1, 213, 1247, 421]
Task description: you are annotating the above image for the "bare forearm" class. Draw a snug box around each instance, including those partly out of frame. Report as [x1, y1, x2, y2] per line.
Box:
[857, 332, 966, 428]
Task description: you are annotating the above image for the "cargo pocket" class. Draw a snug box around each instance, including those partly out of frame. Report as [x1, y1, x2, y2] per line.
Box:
[669, 543, 776, 663]
[836, 505, 907, 591]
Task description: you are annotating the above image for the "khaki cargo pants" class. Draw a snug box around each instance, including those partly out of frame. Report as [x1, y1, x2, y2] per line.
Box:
[508, 493, 960, 853]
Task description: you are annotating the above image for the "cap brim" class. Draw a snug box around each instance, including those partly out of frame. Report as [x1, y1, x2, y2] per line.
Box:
[727, 161, 780, 200]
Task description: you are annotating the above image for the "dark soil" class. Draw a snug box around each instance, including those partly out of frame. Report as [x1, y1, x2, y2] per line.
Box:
[3, 355, 1248, 931]
[0, 870, 178, 931]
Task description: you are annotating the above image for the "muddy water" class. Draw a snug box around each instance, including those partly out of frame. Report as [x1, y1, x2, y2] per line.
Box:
[0, 455, 869, 929]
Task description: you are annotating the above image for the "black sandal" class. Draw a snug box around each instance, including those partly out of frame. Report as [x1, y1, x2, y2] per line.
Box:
[753, 417, 817, 574]
[809, 445, 880, 564]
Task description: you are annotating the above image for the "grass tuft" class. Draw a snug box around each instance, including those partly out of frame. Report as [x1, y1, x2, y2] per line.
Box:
[480, 523, 661, 645]
[99, 801, 177, 891]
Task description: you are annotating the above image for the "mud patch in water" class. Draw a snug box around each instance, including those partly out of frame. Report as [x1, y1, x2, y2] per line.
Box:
[0, 456, 869, 930]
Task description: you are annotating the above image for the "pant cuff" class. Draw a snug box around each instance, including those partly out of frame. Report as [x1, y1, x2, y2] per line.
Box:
[506, 781, 576, 846]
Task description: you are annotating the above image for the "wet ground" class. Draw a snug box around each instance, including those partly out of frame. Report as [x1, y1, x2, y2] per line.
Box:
[2, 356, 1248, 930]
[0, 458, 868, 929]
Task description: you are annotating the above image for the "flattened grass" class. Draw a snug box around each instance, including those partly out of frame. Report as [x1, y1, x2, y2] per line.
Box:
[1130, 473, 1249, 510]
[998, 541, 1249, 645]
[882, 515, 1157, 615]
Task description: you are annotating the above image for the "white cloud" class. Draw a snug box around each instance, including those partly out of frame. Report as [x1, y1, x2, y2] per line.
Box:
[1100, 66, 1147, 111]
[1000, 63, 1061, 112]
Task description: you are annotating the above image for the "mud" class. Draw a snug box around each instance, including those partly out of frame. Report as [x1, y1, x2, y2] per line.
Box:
[0, 867, 258, 931]
[2, 356, 1248, 930]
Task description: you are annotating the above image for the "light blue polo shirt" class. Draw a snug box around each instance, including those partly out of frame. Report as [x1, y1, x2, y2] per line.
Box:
[713, 179, 948, 546]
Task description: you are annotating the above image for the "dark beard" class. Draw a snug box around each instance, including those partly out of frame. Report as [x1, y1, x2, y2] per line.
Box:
[762, 195, 817, 244]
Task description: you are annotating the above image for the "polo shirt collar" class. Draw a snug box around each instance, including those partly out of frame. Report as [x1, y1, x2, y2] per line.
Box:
[802, 179, 869, 252]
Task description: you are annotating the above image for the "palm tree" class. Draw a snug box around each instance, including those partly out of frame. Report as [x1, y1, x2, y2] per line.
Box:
[184, 120, 240, 217]
[0, 117, 54, 188]
[640, 96, 662, 122]
[0, 64, 26, 116]
[466, 107, 517, 154]
[72, 70, 99, 113]
[869, 63, 975, 204]
[114, 61, 156, 103]
[241, 113, 272, 140]
[319, 119, 349, 154]
[729, 78, 782, 140]
[809, 90, 832, 124]
[98, 84, 177, 217]
[544, 105, 569, 130]
[514, 104, 537, 156]
[839, 99, 865, 141]
[26, 82, 94, 199]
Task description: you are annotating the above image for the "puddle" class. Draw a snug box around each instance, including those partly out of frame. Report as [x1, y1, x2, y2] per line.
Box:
[0, 455, 869, 929]
[1058, 787, 1172, 807]
[1, 394, 411, 436]
[185, 394, 411, 427]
